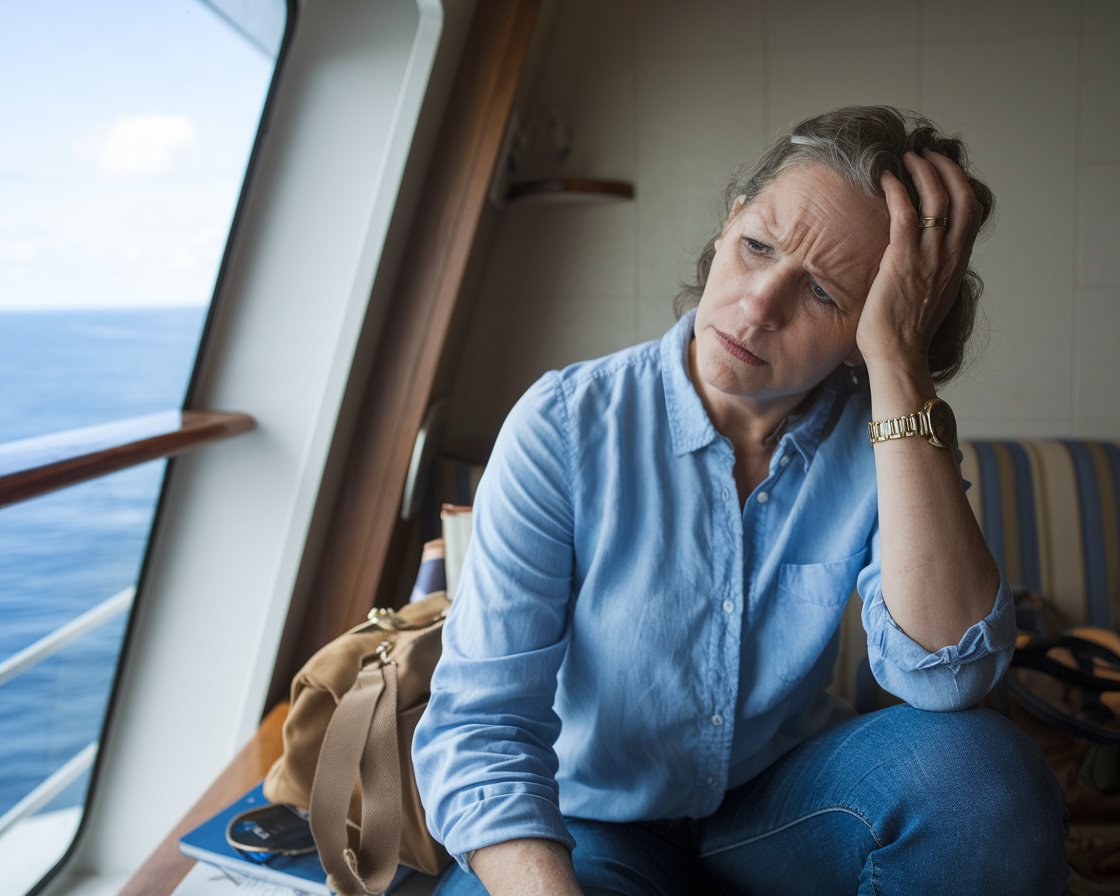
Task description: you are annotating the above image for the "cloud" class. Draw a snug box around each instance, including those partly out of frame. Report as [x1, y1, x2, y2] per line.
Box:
[0, 182, 232, 309]
[0, 240, 36, 262]
[75, 114, 196, 178]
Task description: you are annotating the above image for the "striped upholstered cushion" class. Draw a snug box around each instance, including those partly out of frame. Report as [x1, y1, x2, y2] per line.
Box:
[960, 440, 1120, 631]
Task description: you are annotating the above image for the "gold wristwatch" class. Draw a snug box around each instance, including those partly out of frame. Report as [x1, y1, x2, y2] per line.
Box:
[867, 398, 957, 448]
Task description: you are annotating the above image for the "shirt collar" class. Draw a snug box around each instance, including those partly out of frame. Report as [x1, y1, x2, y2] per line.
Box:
[661, 310, 720, 456]
[777, 371, 848, 471]
[660, 308, 852, 467]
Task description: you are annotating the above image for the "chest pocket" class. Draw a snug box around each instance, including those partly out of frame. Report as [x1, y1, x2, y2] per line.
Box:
[774, 551, 867, 683]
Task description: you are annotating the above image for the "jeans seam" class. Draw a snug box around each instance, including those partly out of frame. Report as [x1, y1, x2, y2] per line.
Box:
[698, 803, 885, 860]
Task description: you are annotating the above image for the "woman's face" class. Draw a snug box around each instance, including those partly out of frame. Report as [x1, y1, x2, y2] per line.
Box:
[691, 163, 890, 416]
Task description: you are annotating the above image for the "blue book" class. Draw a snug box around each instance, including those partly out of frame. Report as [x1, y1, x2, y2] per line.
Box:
[179, 781, 412, 895]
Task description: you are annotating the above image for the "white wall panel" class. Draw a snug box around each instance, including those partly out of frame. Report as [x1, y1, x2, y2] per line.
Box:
[486, 203, 637, 300]
[545, 0, 635, 65]
[1079, 164, 1120, 286]
[768, 0, 917, 49]
[766, 45, 920, 135]
[637, 0, 766, 58]
[635, 154, 729, 337]
[636, 53, 765, 165]
[1083, 0, 1120, 32]
[922, 0, 1078, 42]
[1076, 286, 1120, 434]
[1081, 31, 1120, 162]
[635, 48, 767, 342]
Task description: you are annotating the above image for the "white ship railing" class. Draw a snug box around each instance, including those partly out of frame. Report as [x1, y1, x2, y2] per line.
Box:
[0, 587, 134, 835]
[0, 744, 98, 838]
[0, 587, 135, 688]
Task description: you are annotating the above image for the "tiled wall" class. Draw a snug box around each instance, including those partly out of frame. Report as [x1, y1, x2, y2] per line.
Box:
[446, 0, 1120, 448]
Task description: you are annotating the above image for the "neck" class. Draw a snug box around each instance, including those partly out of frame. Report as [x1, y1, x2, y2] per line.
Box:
[687, 340, 807, 456]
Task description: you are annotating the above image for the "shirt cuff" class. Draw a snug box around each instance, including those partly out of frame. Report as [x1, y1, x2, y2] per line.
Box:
[863, 578, 1017, 710]
[442, 786, 576, 872]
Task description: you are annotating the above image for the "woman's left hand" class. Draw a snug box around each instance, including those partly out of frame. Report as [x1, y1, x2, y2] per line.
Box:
[856, 149, 984, 374]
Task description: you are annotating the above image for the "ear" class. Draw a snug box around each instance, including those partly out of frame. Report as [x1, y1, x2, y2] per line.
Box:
[715, 194, 748, 250]
[725, 194, 747, 228]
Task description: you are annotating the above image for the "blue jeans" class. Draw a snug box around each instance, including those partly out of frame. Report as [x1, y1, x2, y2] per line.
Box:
[433, 706, 1068, 895]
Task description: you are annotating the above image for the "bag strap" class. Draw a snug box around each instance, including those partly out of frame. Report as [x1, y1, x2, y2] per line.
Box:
[1011, 633, 1120, 692]
[309, 659, 402, 896]
[1007, 671, 1120, 747]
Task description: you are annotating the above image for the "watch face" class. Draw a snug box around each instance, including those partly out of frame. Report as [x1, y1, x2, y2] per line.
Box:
[927, 399, 957, 448]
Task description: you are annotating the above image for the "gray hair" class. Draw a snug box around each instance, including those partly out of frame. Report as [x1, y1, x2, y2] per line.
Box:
[675, 105, 994, 385]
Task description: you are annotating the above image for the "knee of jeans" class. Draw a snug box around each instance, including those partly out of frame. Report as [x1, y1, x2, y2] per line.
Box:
[876, 708, 1068, 886]
[893, 707, 1068, 829]
[956, 710, 1071, 888]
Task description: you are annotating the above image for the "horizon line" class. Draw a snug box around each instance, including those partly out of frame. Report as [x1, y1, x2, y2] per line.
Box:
[0, 304, 208, 313]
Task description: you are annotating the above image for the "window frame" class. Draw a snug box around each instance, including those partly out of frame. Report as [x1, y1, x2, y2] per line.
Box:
[6, 4, 296, 894]
[19, 1, 479, 892]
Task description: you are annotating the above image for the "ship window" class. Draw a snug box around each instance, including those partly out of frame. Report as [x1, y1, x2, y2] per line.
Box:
[0, 1, 288, 893]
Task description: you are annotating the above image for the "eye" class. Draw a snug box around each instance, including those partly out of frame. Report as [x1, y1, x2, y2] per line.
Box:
[807, 277, 836, 306]
[742, 237, 770, 255]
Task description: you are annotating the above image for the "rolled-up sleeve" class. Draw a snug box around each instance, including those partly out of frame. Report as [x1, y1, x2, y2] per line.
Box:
[412, 372, 577, 869]
[856, 530, 1018, 711]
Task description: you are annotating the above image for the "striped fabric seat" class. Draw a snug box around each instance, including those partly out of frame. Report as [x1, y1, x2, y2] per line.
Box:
[960, 439, 1120, 631]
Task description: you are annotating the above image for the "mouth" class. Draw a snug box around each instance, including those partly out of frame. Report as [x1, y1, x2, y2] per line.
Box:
[714, 329, 766, 366]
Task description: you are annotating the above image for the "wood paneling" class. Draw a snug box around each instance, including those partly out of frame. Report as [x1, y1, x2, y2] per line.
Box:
[279, 0, 542, 674]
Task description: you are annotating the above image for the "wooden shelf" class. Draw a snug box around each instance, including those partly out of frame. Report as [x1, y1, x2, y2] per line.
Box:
[0, 410, 254, 508]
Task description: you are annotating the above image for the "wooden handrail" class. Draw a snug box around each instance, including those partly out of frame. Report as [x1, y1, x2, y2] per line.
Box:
[0, 410, 255, 508]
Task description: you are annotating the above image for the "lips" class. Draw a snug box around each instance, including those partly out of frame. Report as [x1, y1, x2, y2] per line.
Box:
[715, 329, 766, 366]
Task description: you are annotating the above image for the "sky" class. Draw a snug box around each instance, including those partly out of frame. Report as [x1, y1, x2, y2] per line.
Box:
[0, 0, 282, 310]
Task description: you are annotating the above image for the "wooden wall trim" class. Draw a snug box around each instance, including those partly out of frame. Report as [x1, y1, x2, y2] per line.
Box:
[285, 0, 542, 665]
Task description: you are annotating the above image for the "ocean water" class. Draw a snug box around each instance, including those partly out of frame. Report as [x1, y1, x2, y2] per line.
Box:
[0, 307, 206, 817]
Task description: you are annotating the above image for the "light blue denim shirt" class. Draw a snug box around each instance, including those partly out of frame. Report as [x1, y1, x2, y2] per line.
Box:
[412, 310, 1016, 866]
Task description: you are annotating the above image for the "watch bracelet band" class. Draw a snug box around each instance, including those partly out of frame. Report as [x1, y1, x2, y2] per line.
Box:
[866, 412, 930, 443]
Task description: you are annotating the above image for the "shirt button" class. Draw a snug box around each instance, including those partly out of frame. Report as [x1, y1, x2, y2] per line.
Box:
[721, 488, 729, 501]
[779, 455, 791, 467]
[711, 714, 724, 727]
[707, 776, 716, 786]
[722, 599, 734, 615]
[757, 491, 769, 504]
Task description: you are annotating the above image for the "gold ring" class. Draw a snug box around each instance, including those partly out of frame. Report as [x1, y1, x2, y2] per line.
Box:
[918, 216, 950, 228]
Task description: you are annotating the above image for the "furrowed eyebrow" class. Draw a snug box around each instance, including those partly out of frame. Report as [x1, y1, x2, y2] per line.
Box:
[746, 203, 865, 304]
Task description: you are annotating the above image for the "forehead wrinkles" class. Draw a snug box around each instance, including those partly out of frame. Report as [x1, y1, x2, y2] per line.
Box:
[750, 171, 886, 295]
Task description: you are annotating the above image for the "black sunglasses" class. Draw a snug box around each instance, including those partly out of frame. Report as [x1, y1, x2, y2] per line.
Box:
[225, 803, 317, 863]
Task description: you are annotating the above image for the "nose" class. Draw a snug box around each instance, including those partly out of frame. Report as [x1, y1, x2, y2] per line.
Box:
[738, 270, 789, 330]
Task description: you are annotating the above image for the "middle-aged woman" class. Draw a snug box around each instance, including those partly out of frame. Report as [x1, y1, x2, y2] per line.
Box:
[412, 105, 1069, 895]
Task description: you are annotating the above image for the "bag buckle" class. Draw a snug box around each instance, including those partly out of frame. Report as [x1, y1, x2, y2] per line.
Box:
[373, 640, 394, 666]
[366, 606, 447, 632]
